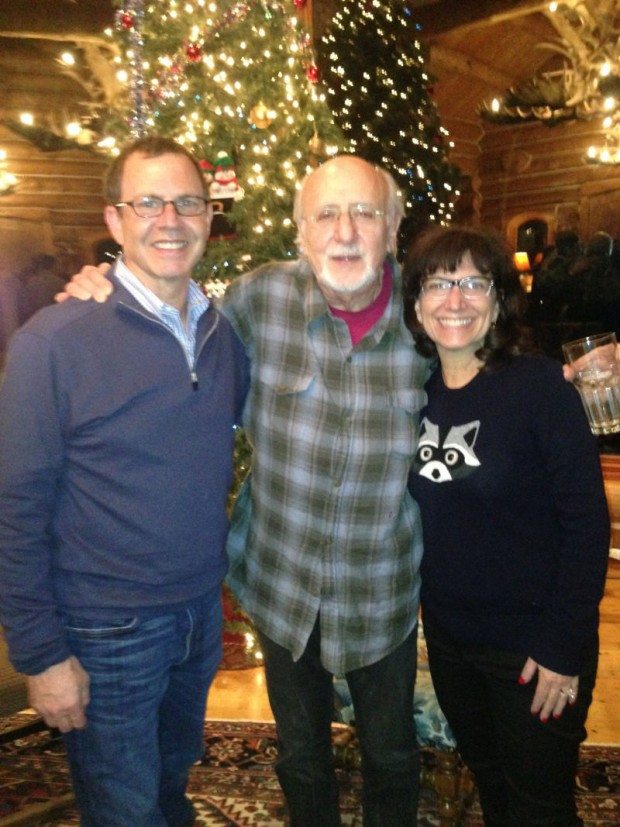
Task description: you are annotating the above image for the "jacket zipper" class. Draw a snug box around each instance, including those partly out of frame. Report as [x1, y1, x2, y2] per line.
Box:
[118, 301, 220, 391]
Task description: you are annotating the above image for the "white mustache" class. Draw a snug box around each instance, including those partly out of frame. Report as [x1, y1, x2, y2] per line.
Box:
[327, 245, 364, 258]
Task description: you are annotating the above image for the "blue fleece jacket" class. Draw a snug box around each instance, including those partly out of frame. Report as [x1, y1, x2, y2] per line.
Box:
[0, 277, 250, 675]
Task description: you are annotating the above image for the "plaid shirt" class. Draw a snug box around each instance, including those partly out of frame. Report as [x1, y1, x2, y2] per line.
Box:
[221, 258, 428, 674]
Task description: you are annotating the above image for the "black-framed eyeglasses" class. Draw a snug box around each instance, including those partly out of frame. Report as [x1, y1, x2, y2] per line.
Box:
[303, 203, 386, 228]
[420, 276, 495, 299]
[114, 195, 211, 218]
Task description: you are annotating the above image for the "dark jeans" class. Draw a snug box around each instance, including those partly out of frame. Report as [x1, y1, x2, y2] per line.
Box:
[257, 620, 419, 827]
[62, 588, 223, 827]
[423, 616, 598, 827]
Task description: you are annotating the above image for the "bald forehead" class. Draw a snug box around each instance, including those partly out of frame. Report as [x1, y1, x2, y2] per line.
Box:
[302, 157, 388, 210]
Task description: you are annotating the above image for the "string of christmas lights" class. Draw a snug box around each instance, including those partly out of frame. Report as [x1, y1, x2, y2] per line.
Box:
[318, 0, 460, 242]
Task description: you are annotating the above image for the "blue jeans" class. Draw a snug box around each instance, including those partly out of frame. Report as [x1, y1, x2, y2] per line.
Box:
[61, 587, 222, 827]
[424, 616, 598, 827]
[257, 620, 419, 827]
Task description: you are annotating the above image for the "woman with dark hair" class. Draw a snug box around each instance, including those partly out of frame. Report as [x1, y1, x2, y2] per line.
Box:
[404, 225, 610, 827]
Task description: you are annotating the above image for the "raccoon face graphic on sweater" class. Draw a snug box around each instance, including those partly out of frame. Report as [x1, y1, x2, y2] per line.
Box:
[413, 417, 481, 483]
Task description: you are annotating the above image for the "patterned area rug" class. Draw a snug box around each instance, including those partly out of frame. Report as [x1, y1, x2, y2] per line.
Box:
[0, 713, 619, 826]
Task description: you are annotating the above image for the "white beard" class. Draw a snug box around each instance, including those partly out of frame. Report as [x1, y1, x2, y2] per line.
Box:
[316, 246, 379, 296]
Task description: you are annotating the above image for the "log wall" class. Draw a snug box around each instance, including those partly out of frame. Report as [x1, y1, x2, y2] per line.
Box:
[478, 119, 620, 249]
[0, 37, 109, 278]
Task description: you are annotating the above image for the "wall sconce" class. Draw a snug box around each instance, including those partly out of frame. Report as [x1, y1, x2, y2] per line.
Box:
[586, 113, 620, 165]
[514, 251, 533, 293]
[0, 149, 18, 195]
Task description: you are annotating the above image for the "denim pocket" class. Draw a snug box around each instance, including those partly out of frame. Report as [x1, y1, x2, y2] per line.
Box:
[61, 615, 140, 637]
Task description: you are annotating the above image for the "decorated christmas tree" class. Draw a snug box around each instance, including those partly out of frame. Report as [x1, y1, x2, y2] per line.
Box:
[102, 0, 350, 277]
[318, 0, 461, 250]
[7, 1, 460, 271]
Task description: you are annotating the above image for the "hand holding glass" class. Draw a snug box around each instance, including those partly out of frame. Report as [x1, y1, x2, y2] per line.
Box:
[562, 332, 620, 436]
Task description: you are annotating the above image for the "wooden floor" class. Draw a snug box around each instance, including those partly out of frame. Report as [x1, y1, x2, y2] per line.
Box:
[587, 556, 620, 744]
[207, 558, 620, 745]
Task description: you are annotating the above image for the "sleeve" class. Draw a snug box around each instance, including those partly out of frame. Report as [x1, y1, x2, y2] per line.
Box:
[218, 273, 254, 348]
[0, 329, 72, 675]
[528, 360, 610, 675]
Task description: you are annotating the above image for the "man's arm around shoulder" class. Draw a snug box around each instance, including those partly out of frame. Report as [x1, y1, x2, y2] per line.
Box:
[56, 262, 113, 303]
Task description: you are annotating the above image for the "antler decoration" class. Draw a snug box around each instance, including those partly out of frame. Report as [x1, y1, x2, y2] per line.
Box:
[479, 0, 620, 124]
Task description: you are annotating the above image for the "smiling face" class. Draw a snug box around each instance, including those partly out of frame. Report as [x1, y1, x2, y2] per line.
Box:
[414, 252, 499, 366]
[104, 151, 212, 307]
[297, 157, 400, 310]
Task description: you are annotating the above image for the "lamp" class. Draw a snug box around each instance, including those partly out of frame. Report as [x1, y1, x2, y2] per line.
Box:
[514, 251, 533, 293]
[0, 150, 18, 195]
[479, 1, 620, 125]
[586, 112, 620, 165]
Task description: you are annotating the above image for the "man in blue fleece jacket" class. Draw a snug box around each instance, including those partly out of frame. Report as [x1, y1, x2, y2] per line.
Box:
[0, 136, 249, 827]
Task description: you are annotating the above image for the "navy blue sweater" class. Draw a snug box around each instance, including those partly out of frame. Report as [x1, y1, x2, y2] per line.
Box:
[408, 356, 609, 675]
[0, 278, 249, 675]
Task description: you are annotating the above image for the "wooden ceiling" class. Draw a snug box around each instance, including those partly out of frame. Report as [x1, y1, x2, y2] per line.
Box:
[417, 1, 563, 127]
[312, 0, 564, 129]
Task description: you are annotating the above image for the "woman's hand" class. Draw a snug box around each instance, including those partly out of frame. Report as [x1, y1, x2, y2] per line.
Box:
[519, 656, 578, 722]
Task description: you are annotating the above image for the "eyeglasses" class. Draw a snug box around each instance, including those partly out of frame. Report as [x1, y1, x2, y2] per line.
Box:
[303, 203, 386, 229]
[114, 195, 210, 218]
[420, 276, 495, 299]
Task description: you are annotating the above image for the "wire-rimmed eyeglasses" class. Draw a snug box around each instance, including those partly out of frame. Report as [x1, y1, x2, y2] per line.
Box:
[303, 203, 386, 229]
[114, 195, 211, 218]
[420, 276, 495, 299]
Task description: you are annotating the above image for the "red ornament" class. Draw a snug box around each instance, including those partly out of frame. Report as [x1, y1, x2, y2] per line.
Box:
[306, 64, 320, 83]
[121, 12, 134, 30]
[186, 42, 202, 62]
[293, 0, 307, 8]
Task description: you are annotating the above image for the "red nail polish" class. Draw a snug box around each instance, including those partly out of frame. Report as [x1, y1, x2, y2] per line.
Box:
[541, 717, 549, 724]
[518, 676, 525, 685]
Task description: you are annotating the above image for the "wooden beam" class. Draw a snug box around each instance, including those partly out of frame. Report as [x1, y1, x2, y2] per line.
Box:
[0, 32, 112, 45]
[0, 0, 114, 36]
[410, 0, 549, 37]
[429, 46, 515, 88]
[298, 0, 313, 35]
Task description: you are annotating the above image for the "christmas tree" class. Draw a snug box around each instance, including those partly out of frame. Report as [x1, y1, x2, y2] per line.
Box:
[8, 1, 459, 270]
[103, 0, 349, 277]
[318, 0, 461, 250]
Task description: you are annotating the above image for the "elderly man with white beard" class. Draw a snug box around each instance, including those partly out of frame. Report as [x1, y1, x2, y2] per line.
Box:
[221, 157, 429, 827]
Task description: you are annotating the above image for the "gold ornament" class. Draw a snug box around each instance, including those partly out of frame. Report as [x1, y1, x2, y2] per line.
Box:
[249, 102, 272, 129]
[308, 133, 326, 157]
